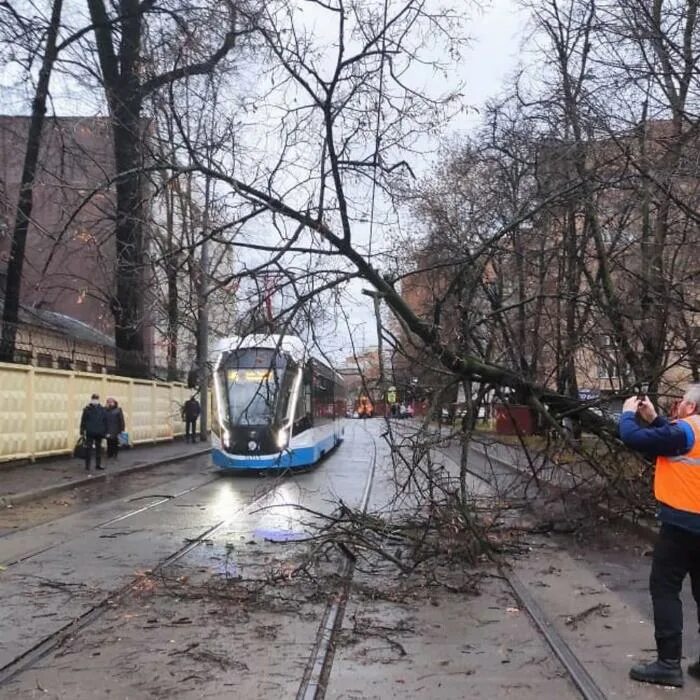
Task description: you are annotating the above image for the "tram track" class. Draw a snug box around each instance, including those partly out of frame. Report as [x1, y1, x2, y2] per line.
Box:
[0, 474, 286, 689]
[295, 428, 379, 700]
[433, 439, 609, 700]
[0, 473, 223, 567]
[295, 424, 609, 699]
[0, 451, 214, 541]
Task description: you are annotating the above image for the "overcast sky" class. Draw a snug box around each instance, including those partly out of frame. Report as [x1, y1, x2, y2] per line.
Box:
[331, 0, 527, 361]
[1, 0, 527, 364]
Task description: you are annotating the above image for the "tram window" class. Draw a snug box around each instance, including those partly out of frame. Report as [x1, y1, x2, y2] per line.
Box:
[225, 369, 278, 425]
[313, 374, 333, 426]
[294, 370, 313, 434]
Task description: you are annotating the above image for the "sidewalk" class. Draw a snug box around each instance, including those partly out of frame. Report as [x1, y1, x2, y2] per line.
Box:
[0, 440, 210, 506]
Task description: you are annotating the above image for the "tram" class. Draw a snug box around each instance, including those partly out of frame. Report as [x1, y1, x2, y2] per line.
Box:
[210, 335, 346, 470]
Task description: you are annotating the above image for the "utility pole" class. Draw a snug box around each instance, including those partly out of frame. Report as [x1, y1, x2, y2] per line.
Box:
[197, 176, 211, 443]
[362, 288, 386, 401]
[197, 236, 209, 442]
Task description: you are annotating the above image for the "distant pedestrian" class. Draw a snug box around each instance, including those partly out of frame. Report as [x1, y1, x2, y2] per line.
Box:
[105, 397, 126, 459]
[182, 396, 201, 443]
[620, 385, 700, 688]
[80, 393, 108, 472]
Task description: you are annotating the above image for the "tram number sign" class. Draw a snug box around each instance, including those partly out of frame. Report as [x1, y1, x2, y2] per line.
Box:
[386, 386, 397, 404]
[227, 369, 271, 383]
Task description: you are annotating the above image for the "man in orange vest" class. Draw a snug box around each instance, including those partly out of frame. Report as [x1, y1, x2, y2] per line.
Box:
[620, 385, 700, 688]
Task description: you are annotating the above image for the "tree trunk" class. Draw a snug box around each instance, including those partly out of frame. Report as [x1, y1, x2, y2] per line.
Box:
[87, 0, 148, 377]
[0, 0, 63, 362]
[112, 108, 148, 376]
[163, 178, 179, 382]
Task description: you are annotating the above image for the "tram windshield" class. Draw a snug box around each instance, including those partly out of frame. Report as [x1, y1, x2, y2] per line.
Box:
[217, 348, 290, 427]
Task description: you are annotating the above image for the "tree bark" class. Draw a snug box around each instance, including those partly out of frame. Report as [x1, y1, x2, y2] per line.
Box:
[0, 0, 63, 362]
[86, 0, 238, 377]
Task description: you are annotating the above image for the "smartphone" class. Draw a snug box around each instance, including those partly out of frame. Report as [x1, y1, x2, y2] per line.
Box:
[637, 383, 649, 401]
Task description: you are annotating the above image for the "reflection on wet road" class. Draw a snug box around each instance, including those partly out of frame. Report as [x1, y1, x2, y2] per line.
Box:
[0, 419, 377, 679]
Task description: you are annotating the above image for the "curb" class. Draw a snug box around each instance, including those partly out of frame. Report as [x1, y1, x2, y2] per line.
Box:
[0, 447, 211, 507]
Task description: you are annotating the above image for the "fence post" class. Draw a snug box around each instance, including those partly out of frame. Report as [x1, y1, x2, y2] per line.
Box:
[127, 379, 134, 441]
[168, 383, 174, 438]
[67, 370, 76, 449]
[27, 365, 36, 462]
[151, 381, 157, 442]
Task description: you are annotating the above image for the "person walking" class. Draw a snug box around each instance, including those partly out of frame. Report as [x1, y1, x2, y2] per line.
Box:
[183, 396, 201, 443]
[80, 393, 108, 472]
[620, 384, 700, 688]
[105, 397, 125, 459]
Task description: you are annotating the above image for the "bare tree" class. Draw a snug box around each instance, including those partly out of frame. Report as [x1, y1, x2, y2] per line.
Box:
[84, 0, 246, 376]
[0, 0, 63, 361]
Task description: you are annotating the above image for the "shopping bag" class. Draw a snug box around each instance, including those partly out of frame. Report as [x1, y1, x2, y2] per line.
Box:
[117, 431, 130, 447]
[73, 437, 88, 460]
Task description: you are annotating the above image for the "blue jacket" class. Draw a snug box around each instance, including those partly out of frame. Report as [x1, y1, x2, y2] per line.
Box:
[620, 411, 700, 533]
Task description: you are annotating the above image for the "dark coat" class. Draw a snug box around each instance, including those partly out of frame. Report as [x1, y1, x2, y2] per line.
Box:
[80, 404, 108, 437]
[183, 398, 201, 420]
[105, 407, 125, 437]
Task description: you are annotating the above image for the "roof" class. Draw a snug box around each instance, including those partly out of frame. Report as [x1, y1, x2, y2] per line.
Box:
[212, 334, 308, 364]
[212, 334, 343, 382]
[0, 290, 115, 348]
[26, 308, 115, 348]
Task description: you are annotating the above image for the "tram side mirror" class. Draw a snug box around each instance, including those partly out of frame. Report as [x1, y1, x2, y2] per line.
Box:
[187, 368, 198, 389]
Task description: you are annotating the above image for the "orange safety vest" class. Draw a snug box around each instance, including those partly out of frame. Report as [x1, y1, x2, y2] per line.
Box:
[655, 414, 700, 513]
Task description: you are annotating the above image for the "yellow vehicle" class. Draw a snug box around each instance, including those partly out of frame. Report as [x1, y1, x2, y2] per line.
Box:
[356, 394, 374, 418]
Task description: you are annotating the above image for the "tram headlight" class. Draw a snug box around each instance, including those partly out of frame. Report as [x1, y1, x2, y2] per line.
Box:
[277, 428, 288, 449]
[222, 428, 231, 445]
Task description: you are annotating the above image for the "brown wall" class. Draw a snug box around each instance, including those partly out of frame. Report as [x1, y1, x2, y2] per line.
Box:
[0, 116, 117, 336]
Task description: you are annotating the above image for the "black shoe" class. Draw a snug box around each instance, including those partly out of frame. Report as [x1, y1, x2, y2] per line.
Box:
[96, 465, 105, 471]
[630, 659, 683, 687]
[688, 659, 700, 679]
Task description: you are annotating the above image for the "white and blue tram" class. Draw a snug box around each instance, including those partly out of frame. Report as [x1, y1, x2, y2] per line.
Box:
[210, 335, 346, 471]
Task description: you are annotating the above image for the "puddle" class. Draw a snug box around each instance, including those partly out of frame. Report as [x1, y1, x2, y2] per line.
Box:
[252, 528, 308, 542]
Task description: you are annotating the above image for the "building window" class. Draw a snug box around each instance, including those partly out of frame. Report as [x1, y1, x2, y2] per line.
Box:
[75, 360, 88, 373]
[14, 350, 32, 365]
[598, 360, 616, 379]
[57, 357, 72, 370]
[598, 354, 632, 380]
[91, 363, 103, 374]
[37, 353, 53, 368]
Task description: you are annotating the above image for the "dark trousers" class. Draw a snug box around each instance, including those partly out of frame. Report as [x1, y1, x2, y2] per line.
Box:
[106, 436, 119, 458]
[85, 434, 103, 469]
[650, 523, 700, 659]
[185, 419, 197, 442]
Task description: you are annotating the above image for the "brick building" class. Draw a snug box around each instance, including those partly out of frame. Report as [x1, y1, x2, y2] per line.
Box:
[399, 119, 700, 410]
[0, 116, 155, 372]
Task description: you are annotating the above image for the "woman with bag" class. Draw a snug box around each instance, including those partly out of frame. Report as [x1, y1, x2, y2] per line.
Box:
[105, 397, 126, 459]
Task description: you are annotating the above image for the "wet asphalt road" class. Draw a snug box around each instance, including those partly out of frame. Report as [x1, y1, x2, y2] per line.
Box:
[3, 422, 699, 699]
[0, 420, 379, 676]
